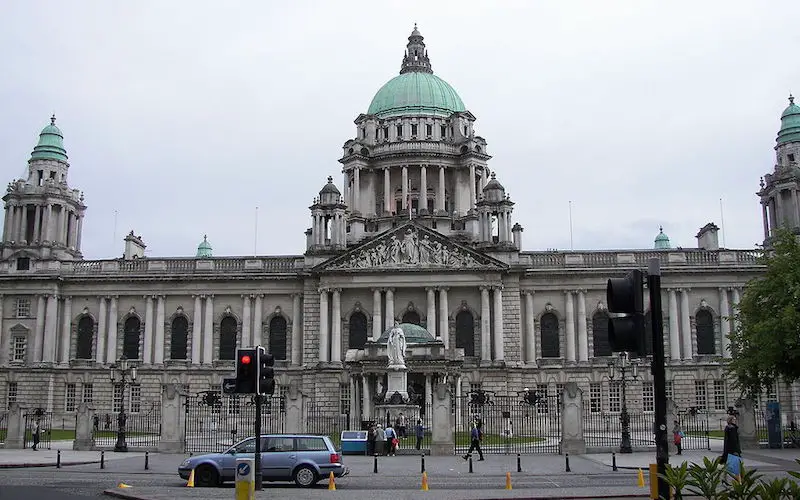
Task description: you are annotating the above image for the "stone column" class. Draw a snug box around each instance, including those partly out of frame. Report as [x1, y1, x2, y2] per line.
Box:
[679, 289, 692, 360]
[291, 293, 302, 366]
[560, 383, 586, 454]
[191, 295, 202, 364]
[425, 375, 432, 407]
[2, 205, 10, 241]
[480, 286, 491, 361]
[19, 204, 28, 243]
[498, 212, 507, 241]
[362, 376, 372, 419]
[469, 164, 476, 210]
[353, 167, 361, 214]
[331, 288, 342, 363]
[437, 166, 446, 213]
[106, 296, 118, 363]
[203, 295, 214, 364]
[438, 287, 449, 350]
[383, 168, 391, 214]
[372, 288, 382, 341]
[349, 375, 358, 427]
[385, 288, 395, 328]
[401, 166, 408, 210]
[45, 204, 54, 242]
[565, 291, 576, 362]
[154, 295, 165, 364]
[576, 290, 588, 362]
[793, 189, 799, 227]
[343, 171, 350, 208]
[492, 286, 503, 361]
[720, 287, 731, 358]
[158, 383, 184, 453]
[73, 403, 95, 450]
[76, 215, 83, 252]
[731, 287, 741, 332]
[735, 398, 758, 449]
[426, 287, 437, 337]
[762, 203, 770, 240]
[33, 205, 41, 242]
[524, 290, 535, 363]
[4, 403, 24, 449]
[43, 293, 59, 363]
[420, 165, 428, 213]
[319, 289, 329, 363]
[143, 296, 155, 364]
[505, 211, 512, 241]
[668, 289, 681, 361]
[60, 296, 72, 364]
[97, 297, 107, 364]
[667, 399, 679, 455]
[430, 382, 453, 456]
[253, 294, 263, 347]
[33, 295, 46, 362]
[241, 294, 252, 348]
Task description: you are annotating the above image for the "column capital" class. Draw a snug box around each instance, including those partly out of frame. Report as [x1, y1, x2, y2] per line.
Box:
[331, 288, 342, 294]
[479, 285, 491, 292]
[156, 294, 166, 300]
[385, 287, 396, 294]
[63, 295, 72, 302]
[575, 288, 587, 295]
[206, 294, 214, 300]
[491, 285, 503, 291]
[370, 287, 383, 293]
[318, 287, 330, 294]
[438, 287, 450, 293]
[521, 289, 535, 296]
[425, 286, 437, 292]
[564, 290, 573, 296]
[255, 293, 264, 299]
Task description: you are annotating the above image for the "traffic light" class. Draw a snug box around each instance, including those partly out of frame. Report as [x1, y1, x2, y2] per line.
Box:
[606, 269, 646, 356]
[258, 347, 275, 395]
[235, 348, 258, 394]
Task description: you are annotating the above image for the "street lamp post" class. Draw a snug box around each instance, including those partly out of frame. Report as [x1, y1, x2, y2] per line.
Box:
[608, 352, 639, 454]
[109, 355, 137, 452]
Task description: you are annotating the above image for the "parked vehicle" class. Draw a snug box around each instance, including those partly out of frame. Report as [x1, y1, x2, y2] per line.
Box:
[178, 434, 348, 487]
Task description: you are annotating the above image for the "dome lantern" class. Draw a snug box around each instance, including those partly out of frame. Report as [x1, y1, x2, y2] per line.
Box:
[196, 235, 213, 258]
[654, 226, 671, 249]
[777, 94, 800, 146]
[30, 114, 68, 163]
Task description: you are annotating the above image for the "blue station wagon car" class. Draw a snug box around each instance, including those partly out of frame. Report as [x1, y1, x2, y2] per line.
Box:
[178, 434, 349, 487]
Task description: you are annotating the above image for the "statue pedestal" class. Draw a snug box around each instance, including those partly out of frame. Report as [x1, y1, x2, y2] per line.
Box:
[385, 366, 409, 403]
[374, 365, 421, 435]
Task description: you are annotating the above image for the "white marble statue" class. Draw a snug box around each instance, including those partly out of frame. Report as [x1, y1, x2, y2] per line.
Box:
[387, 321, 407, 368]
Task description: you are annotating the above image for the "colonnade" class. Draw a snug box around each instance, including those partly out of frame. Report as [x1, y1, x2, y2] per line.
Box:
[2, 202, 82, 250]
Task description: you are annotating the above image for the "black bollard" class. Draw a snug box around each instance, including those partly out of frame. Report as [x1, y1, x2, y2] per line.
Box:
[421, 453, 425, 474]
[517, 453, 522, 473]
[565, 453, 571, 472]
[100, 450, 105, 469]
[612, 452, 617, 472]
[145, 451, 149, 470]
[57, 450, 61, 469]
[468, 454, 474, 474]
[373, 453, 378, 474]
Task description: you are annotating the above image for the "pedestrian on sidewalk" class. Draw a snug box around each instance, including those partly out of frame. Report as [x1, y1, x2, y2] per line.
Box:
[672, 420, 684, 455]
[721, 415, 741, 465]
[384, 424, 398, 456]
[463, 422, 484, 461]
[375, 423, 385, 456]
[415, 419, 424, 450]
[31, 419, 40, 451]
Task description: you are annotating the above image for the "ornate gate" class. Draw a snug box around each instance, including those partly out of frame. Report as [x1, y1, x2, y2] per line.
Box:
[184, 391, 286, 453]
[454, 389, 561, 455]
[23, 408, 52, 450]
[677, 408, 711, 450]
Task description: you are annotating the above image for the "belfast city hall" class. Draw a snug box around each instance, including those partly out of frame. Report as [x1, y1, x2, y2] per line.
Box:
[0, 26, 798, 455]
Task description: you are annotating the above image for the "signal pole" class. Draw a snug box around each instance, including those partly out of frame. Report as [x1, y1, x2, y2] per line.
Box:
[254, 391, 262, 490]
[647, 258, 669, 499]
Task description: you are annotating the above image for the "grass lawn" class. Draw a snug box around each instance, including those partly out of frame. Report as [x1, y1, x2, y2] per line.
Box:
[687, 430, 769, 440]
[40, 429, 155, 440]
[454, 431, 545, 445]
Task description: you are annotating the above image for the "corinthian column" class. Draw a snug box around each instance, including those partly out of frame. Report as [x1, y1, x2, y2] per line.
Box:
[331, 289, 342, 363]
[426, 287, 437, 337]
[577, 290, 588, 362]
[480, 286, 491, 361]
[385, 288, 395, 328]
[191, 295, 202, 364]
[203, 295, 214, 364]
[33, 295, 46, 362]
[106, 296, 118, 363]
[253, 294, 263, 347]
[372, 288, 382, 340]
[438, 287, 449, 349]
[384, 168, 391, 214]
[565, 291, 576, 362]
[668, 289, 681, 361]
[720, 288, 731, 358]
[731, 288, 741, 332]
[241, 295, 252, 348]
[492, 286, 504, 361]
[319, 289, 330, 363]
[43, 294, 59, 363]
[679, 289, 692, 360]
[143, 295, 154, 364]
[59, 296, 72, 364]
[469, 164, 476, 210]
[420, 165, 428, 213]
[97, 297, 107, 364]
[524, 291, 535, 363]
[291, 294, 302, 366]
[154, 295, 165, 364]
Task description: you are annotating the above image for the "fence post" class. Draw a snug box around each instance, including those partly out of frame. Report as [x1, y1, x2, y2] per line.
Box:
[284, 386, 304, 434]
[4, 403, 24, 449]
[560, 383, 586, 454]
[666, 399, 678, 455]
[735, 399, 759, 449]
[158, 383, 184, 453]
[74, 403, 95, 451]
[430, 383, 453, 456]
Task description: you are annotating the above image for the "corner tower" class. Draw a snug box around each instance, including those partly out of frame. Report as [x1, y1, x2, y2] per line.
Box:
[337, 25, 515, 248]
[1, 116, 87, 267]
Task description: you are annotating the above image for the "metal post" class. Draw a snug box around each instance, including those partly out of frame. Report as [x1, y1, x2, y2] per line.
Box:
[373, 454, 378, 473]
[57, 450, 61, 468]
[100, 450, 105, 469]
[114, 371, 128, 452]
[468, 454, 474, 473]
[254, 394, 263, 491]
[620, 367, 632, 453]
[565, 453, 571, 472]
[612, 452, 617, 471]
[648, 258, 670, 500]
[517, 453, 522, 472]
[144, 451, 149, 470]
[421, 454, 425, 473]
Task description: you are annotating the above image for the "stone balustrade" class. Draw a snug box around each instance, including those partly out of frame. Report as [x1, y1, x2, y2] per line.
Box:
[0, 256, 302, 275]
[520, 249, 761, 270]
[370, 140, 463, 157]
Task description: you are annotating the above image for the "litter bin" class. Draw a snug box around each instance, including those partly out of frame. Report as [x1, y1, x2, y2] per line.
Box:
[340, 430, 368, 455]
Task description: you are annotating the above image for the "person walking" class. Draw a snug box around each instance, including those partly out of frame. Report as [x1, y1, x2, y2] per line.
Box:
[31, 419, 41, 451]
[415, 419, 424, 451]
[462, 422, 484, 461]
[384, 424, 398, 456]
[375, 424, 385, 456]
[721, 415, 742, 465]
[672, 420, 684, 455]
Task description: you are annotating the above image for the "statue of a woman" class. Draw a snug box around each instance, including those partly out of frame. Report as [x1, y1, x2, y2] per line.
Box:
[387, 322, 407, 367]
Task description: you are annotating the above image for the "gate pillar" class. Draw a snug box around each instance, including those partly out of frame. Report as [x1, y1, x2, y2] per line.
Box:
[734, 398, 758, 449]
[666, 399, 678, 454]
[430, 382, 453, 456]
[284, 384, 305, 434]
[158, 383, 185, 453]
[74, 403, 95, 450]
[560, 383, 585, 454]
[4, 403, 23, 449]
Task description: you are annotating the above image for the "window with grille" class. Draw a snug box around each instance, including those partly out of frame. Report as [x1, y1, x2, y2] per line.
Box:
[555, 383, 565, 399]
[536, 384, 549, 414]
[112, 383, 123, 412]
[7, 382, 17, 409]
[713, 380, 726, 411]
[589, 383, 602, 413]
[642, 382, 655, 413]
[15, 298, 31, 318]
[228, 395, 241, 415]
[65, 383, 76, 412]
[12, 336, 26, 362]
[340, 383, 350, 415]
[665, 381, 673, 401]
[609, 382, 621, 412]
[129, 385, 141, 413]
[694, 380, 707, 409]
[83, 384, 93, 403]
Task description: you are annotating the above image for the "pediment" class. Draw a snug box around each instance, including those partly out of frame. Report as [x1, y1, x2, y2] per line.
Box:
[317, 222, 507, 272]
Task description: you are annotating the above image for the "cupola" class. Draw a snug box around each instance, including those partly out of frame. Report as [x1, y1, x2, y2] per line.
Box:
[654, 226, 671, 249]
[30, 115, 68, 163]
[777, 94, 800, 146]
[196, 235, 213, 257]
[481, 172, 506, 203]
[318, 176, 342, 206]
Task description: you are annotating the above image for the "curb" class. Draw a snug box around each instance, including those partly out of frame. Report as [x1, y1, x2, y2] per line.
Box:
[101, 490, 650, 500]
[103, 490, 153, 500]
[0, 460, 99, 469]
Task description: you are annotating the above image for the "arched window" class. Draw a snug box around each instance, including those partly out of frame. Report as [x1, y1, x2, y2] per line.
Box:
[170, 316, 189, 360]
[455, 310, 475, 357]
[695, 310, 715, 355]
[123, 316, 141, 360]
[76, 316, 94, 359]
[219, 316, 237, 360]
[592, 311, 611, 357]
[401, 310, 421, 325]
[269, 316, 287, 360]
[348, 312, 368, 350]
[540, 313, 560, 358]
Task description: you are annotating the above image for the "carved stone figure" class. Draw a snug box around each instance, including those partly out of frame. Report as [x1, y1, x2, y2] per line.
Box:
[387, 321, 407, 368]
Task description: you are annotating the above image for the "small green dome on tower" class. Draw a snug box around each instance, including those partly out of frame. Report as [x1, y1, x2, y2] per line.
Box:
[30, 115, 68, 163]
[196, 235, 213, 258]
[777, 94, 800, 146]
[376, 323, 437, 344]
[654, 226, 671, 249]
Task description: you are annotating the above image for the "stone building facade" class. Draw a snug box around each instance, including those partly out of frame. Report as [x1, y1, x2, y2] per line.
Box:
[1, 27, 798, 431]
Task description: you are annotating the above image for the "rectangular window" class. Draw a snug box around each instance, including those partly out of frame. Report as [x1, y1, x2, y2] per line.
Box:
[15, 298, 31, 318]
[396, 124, 402, 138]
[129, 385, 141, 414]
[665, 381, 673, 401]
[16, 257, 30, 271]
[609, 382, 621, 412]
[713, 380, 726, 411]
[694, 380, 707, 409]
[65, 383, 76, 412]
[340, 383, 350, 415]
[82, 384, 94, 403]
[589, 383, 602, 413]
[410, 124, 418, 136]
[12, 336, 26, 362]
[425, 124, 432, 136]
[440, 125, 447, 138]
[112, 383, 123, 413]
[7, 382, 17, 409]
[789, 153, 796, 162]
[642, 382, 655, 413]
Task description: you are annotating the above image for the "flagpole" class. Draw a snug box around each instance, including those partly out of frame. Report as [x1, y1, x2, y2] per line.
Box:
[408, 177, 412, 222]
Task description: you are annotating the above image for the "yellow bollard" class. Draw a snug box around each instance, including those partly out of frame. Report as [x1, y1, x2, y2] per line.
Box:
[649, 463, 658, 499]
[637, 468, 645, 488]
[421, 471, 429, 491]
[505, 472, 512, 490]
[328, 471, 336, 491]
[186, 469, 195, 488]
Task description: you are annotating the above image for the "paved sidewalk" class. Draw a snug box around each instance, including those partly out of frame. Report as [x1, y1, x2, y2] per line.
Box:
[0, 447, 145, 468]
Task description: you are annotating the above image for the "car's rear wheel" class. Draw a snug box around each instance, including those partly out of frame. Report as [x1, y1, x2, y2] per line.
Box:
[293, 465, 317, 487]
[194, 464, 219, 487]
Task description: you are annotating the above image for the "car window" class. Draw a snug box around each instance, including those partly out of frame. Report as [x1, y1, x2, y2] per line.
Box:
[264, 437, 294, 452]
[295, 437, 327, 451]
[232, 438, 256, 454]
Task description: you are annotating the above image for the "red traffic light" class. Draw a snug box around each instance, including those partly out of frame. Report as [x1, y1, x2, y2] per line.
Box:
[241, 355, 252, 365]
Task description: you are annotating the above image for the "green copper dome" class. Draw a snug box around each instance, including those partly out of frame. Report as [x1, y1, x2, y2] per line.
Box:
[367, 72, 465, 118]
[30, 115, 68, 163]
[777, 94, 800, 146]
[376, 323, 437, 344]
[654, 226, 671, 250]
[196, 235, 213, 258]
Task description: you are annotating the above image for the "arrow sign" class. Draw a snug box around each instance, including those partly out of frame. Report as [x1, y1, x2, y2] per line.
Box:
[222, 378, 237, 394]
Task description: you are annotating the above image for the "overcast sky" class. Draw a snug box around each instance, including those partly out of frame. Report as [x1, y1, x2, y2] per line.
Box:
[1, 1, 797, 259]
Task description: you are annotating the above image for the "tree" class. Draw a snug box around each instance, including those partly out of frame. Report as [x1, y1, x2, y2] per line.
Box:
[727, 227, 800, 398]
